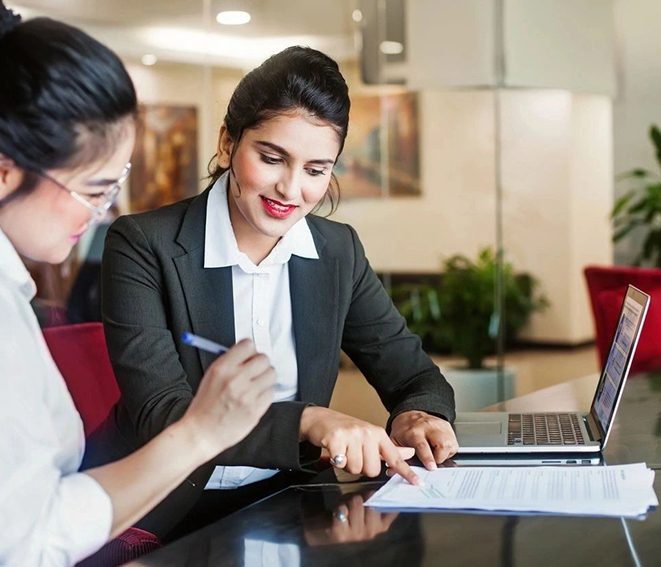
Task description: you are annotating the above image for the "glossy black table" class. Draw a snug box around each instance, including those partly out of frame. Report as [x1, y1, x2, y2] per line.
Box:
[127, 373, 661, 567]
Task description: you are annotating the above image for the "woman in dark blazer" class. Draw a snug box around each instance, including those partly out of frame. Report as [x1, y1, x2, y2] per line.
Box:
[100, 46, 457, 539]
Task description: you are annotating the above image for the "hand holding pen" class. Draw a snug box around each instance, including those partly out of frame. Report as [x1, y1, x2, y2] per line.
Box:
[182, 332, 229, 355]
[180, 334, 275, 460]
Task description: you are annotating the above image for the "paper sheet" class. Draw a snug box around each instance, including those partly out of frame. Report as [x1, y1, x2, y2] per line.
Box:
[366, 463, 658, 518]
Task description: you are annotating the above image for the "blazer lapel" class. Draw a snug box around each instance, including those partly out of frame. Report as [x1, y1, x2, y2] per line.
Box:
[290, 227, 339, 404]
[173, 189, 235, 372]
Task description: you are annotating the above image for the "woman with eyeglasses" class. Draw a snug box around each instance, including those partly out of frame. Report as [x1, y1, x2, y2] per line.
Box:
[0, 4, 274, 565]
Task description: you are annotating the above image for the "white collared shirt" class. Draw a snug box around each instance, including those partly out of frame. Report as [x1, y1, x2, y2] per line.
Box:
[0, 228, 113, 566]
[203, 172, 319, 489]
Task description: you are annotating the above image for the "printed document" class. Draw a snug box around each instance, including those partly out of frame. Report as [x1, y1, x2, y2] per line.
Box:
[366, 463, 657, 518]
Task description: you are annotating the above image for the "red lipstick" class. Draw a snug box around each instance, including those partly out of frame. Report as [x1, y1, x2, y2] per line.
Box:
[261, 196, 297, 219]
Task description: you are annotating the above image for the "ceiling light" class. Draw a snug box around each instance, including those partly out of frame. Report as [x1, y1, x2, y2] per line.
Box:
[352, 9, 363, 23]
[216, 10, 251, 25]
[141, 54, 158, 66]
[379, 41, 404, 55]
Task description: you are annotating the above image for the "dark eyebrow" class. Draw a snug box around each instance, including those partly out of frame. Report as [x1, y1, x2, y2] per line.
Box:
[256, 140, 335, 166]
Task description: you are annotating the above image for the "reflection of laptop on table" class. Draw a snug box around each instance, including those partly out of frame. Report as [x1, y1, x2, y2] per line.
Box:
[454, 285, 650, 464]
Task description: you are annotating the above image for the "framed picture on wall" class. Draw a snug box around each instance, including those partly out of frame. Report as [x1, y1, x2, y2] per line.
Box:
[129, 104, 199, 213]
[335, 91, 420, 198]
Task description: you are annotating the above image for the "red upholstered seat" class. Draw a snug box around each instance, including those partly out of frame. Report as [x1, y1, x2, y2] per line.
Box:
[42, 323, 160, 566]
[42, 322, 120, 437]
[584, 265, 661, 374]
[76, 527, 161, 567]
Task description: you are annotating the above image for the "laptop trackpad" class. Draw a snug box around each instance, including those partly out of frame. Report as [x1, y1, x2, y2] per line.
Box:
[456, 421, 503, 435]
[454, 413, 509, 448]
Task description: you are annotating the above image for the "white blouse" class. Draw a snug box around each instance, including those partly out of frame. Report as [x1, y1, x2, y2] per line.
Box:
[0, 228, 112, 566]
[203, 172, 318, 489]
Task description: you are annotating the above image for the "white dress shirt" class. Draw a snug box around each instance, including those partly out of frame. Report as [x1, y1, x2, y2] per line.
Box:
[203, 172, 319, 489]
[0, 228, 113, 566]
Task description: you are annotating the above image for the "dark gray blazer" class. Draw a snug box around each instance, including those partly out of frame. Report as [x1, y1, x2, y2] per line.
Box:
[101, 187, 455, 471]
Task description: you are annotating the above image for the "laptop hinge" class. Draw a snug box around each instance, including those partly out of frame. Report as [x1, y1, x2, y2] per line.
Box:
[585, 413, 602, 443]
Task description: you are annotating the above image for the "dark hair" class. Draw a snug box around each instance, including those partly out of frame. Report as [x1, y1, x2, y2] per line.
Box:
[209, 46, 350, 214]
[0, 2, 137, 203]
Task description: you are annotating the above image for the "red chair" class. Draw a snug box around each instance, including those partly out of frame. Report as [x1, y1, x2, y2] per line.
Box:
[42, 322, 120, 437]
[75, 527, 160, 567]
[42, 323, 160, 566]
[584, 265, 661, 374]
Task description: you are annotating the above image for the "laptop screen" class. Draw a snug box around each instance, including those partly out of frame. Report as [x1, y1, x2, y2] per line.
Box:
[590, 286, 650, 437]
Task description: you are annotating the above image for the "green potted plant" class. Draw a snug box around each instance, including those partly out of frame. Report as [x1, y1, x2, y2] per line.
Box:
[437, 247, 549, 410]
[435, 247, 549, 370]
[612, 124, 661, 267]
[389, 247, 548, 410]
[391, 247, 548, 368]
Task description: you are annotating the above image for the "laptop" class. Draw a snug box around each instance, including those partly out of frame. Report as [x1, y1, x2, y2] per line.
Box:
[454, 285, 650, 462]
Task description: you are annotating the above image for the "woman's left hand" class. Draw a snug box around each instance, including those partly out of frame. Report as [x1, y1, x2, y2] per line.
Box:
[389, 411, 458, 470]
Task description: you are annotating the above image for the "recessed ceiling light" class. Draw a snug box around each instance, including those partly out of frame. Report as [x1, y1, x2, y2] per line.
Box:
[352, 9, 363, 23]
[216, 10, 251, 25]
[379, 40, 404, 55]
[141, 54, 158, 66]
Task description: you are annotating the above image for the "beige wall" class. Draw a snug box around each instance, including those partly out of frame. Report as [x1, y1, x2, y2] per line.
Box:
[500, 91, 613, 342]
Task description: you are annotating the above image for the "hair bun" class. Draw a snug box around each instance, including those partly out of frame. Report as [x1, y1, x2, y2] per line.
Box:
[0, 4, 21, 39]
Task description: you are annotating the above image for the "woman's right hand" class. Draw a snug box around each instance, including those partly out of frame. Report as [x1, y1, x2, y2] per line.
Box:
[182, 339, 275, 461]
[300, 406, 421, 486]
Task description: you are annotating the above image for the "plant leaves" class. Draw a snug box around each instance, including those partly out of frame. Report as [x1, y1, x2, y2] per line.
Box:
[615, 168, 655, 181]
[651, 125, 661, 168]
[611, 191, 635, 218]
[614, 223, 642, 242]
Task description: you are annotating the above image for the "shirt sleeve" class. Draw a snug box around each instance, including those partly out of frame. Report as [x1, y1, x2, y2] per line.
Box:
[0, 341, 113, 566]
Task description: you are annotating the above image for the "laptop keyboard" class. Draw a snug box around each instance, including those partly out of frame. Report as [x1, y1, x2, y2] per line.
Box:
[507, 413, 586, 446]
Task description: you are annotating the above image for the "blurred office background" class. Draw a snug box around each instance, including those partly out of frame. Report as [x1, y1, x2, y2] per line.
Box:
[15, 0, 661, 421]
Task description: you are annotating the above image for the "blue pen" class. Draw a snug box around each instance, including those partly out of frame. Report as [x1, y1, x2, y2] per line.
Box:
[181, 332, 229, 355]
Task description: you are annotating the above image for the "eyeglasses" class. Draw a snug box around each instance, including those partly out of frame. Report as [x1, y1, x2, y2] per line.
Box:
[39, 163, 131, 221]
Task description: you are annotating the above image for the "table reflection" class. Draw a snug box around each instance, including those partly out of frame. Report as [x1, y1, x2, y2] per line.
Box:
[130, 482, 423, 566]
[302, 490, 399, 546]
[239, 487, 403, 566]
